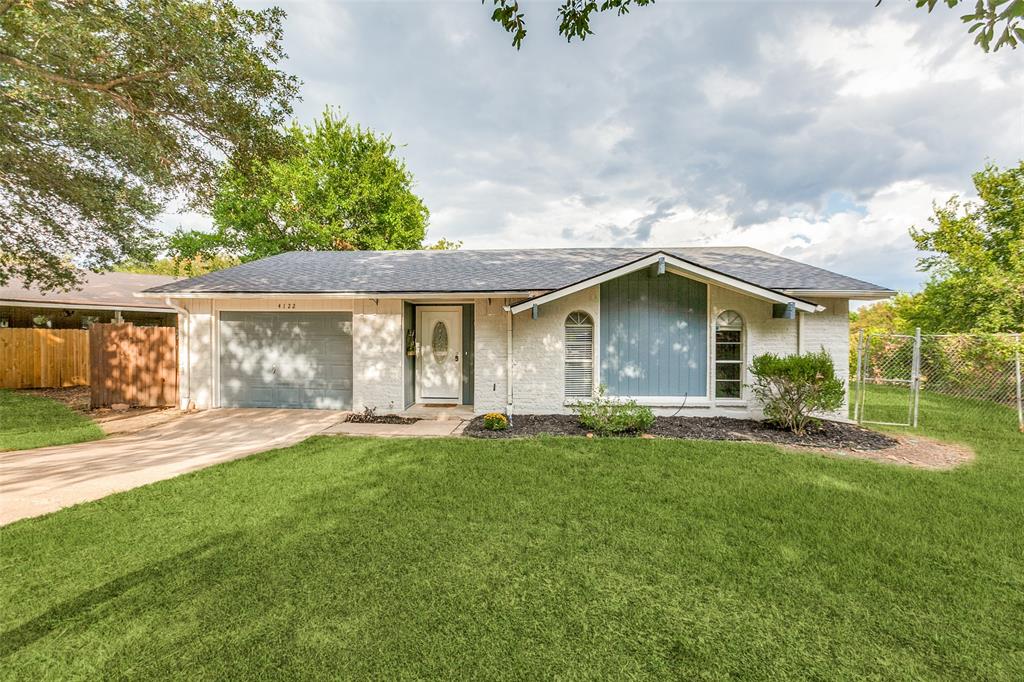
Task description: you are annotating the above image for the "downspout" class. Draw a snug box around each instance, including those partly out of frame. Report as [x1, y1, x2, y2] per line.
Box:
[165, 297, 192, 411]
[796, 310, 804, 354]
[504, 302, 514, 418]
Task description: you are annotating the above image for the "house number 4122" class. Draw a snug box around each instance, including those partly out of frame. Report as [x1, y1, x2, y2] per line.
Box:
[277, 303, 296, 309]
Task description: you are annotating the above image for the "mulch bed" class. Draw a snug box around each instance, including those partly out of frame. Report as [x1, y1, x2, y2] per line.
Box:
[464, 414, 898, 451]
[345, 412, 420, 425]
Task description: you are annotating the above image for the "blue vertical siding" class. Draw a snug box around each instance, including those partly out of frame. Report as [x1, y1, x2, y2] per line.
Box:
[600, 270, 707, 397]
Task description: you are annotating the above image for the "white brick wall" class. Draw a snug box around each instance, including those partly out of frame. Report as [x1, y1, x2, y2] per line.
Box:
[351, 298, 404, 413]
[708, 286, 850, 417]
[473, 297, 509, 414]
[509, 288, 600, 414]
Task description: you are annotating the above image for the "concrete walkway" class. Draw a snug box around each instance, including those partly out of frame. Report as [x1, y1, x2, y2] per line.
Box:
[0, 409, 341, 525]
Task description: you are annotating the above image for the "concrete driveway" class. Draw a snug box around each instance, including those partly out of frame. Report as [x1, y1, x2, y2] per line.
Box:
[0, 409, 343, 525]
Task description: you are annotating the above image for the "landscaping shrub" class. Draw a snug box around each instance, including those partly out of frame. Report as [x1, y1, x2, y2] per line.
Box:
[570, 385, 655, 436]
[749, 349, 845, 435]
[483, 413, 509, 431]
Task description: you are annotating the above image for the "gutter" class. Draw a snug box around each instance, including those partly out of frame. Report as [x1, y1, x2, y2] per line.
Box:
[164, 297, 192, 411]
[505, 304, 514, 418]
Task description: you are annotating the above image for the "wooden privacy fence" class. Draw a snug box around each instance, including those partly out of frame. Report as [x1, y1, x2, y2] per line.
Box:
[0, 328, 90, 388]
[90, 323, 178, 408]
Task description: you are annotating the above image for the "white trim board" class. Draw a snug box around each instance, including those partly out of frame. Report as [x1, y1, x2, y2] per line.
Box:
[1, 299, 172, 313]
[507, 252, 823, 315]
[779, 289, 895, 300]
[137, 290, 542, 301]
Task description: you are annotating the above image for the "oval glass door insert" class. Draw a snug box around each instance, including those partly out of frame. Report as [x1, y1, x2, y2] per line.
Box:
[431, 321, 449, 363]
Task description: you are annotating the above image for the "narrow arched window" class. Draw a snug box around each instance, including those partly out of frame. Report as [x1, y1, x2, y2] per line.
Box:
[715, 310, 744, 399]
[565, 311, 594, 398]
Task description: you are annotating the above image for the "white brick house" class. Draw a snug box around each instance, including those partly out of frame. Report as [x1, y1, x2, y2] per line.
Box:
[142, 248, 893, 420]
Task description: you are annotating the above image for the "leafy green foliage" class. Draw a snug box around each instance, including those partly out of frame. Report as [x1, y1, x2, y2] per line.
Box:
[169, 109, 431, 262]
[0, 0, 298, 291]
[906, 161, 1024, 333]
[570, 385, 655, 435]
[907, 0, 1024, 52]
[483, 412, 509, 430]
[486, 0, 654, 49]
[426, 238, 463, 250]
[750, 351, 845, 435]
[114, 255, 240, 278]
[0, 390, 103, 451]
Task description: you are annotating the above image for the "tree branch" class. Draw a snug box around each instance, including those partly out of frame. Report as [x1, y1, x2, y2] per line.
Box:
[0, 53, 171, 93]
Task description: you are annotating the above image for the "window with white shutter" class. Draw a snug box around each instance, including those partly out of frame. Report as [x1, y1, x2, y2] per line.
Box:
[565, 311, 594, 398]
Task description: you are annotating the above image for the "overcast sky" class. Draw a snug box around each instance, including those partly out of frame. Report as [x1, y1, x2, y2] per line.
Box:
[166, 0, 1023, 294]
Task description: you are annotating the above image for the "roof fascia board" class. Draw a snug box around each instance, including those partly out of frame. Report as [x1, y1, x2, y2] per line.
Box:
[1, 299, 172, 312]
[509, 252, 821, 314]
[136, 290, 542, 300]
[780, 289, 897, 300]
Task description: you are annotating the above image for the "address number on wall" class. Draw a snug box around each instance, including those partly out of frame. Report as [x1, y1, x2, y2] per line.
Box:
[277, 303, 297, 309]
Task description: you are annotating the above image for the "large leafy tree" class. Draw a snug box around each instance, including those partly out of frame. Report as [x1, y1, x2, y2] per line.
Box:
[0, 0, 298, 291]
[905, 161, 1024, 333]
[169, 109, 430, 261]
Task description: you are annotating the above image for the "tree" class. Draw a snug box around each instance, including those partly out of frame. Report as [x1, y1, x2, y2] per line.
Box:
[0, 0, 299, 291]
[906, 0, 1024, 52]
[169, 110, 431, 261]
[906, 161, 1024, 333]
[486, 0, 653, 49]
[485, 0, 1023, 51]
[426, 238, 463, 250]
[114, 254, 239, 278]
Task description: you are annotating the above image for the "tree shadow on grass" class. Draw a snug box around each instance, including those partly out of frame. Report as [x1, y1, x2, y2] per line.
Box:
[0, 533, 240, 659]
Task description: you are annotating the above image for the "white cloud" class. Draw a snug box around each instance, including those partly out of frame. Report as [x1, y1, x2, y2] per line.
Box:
[770, 13, 1009, 97]
[699, 68, 762, 107]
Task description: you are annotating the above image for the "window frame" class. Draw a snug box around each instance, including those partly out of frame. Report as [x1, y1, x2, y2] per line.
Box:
[714, 310, 745, 401]
[564, 310, 595, 399]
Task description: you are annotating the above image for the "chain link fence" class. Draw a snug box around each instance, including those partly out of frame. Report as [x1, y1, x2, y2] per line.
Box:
[853, 330, 1023, 433]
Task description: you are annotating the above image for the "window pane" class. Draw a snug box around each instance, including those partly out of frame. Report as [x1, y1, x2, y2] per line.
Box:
[716, 329, 741, 344]
[716, 343, 741, 361]
[715, 364, 741, 381]
[716, 380, 741, 398]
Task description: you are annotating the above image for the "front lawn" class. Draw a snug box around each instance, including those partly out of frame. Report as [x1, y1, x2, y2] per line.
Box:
[1, 395, 1021, 679]
[0, 389, 104, 451]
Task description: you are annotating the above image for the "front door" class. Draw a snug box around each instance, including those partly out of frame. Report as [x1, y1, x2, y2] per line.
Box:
[417, 307, 462, 403]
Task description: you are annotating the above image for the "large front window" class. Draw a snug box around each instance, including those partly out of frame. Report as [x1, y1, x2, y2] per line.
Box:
[715, 310, 743, 399]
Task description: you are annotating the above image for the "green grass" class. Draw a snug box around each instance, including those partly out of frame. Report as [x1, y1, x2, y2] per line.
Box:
[1, 396, 1022, 679]
[0, 390, 104, 451]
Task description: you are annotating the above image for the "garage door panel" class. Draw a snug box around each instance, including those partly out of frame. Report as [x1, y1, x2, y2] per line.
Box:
[219, 312, 353, 409]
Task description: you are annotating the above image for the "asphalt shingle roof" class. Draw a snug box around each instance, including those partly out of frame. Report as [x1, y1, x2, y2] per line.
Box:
[2, 272, 177, 309]
[143, 247, 893, 296]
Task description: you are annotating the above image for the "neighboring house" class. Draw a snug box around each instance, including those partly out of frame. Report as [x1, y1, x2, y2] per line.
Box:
[141, 248, 894, 418]
[0, 272, 179, 329]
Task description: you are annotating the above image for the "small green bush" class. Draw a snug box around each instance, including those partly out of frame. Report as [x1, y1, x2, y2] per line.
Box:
[749, 349, 845, 435]
[570, 385, 655, 436]
[483, 412, 509, 431]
